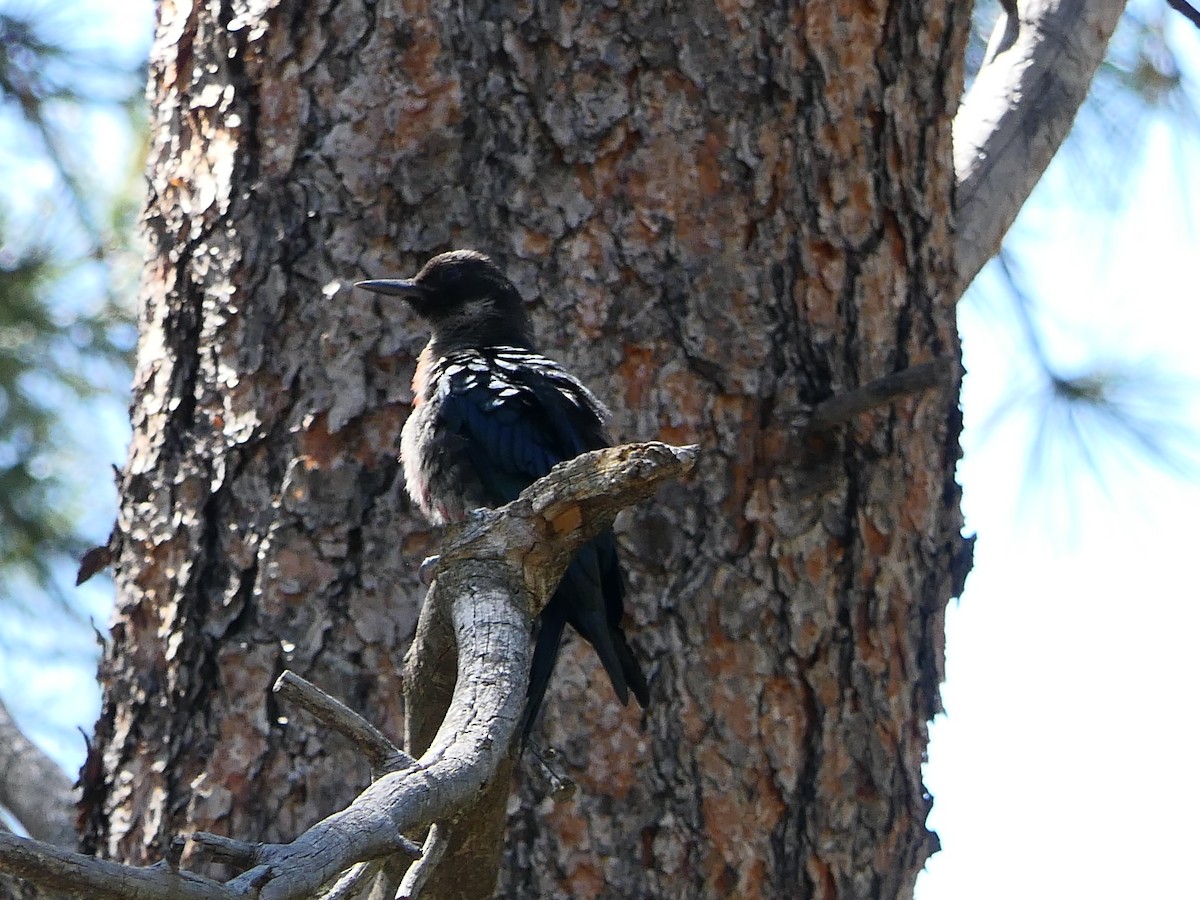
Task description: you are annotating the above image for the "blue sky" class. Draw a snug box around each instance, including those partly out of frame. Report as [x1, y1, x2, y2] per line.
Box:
[920, 69, 1200, 898]
[2, 2, 1198, 895]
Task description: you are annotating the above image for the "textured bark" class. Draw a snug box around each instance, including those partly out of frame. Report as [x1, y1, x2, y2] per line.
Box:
[82, 2, 969, 900]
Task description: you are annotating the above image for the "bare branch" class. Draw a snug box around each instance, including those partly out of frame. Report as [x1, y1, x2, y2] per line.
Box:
[0, 698, 76, 847]
[272, 671, 415, 772]
[0, 832, 235, 900]
[954, 0, 1127, 290]
[805, 359, 956, 432]
[319, 860, 383, 900]
[0, 442, 698, 900]
[252, 442, 698, 900]
[396, 823, 447, 900]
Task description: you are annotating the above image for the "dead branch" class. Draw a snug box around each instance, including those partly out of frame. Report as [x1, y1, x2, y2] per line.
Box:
[272, 671, 416, 774]
[396, 823, 448, 900]
[0, 698, 76, 848]
[804, 359, 956, 432]
[953, 0, 1127, 291]
[0, 441, 698, 900]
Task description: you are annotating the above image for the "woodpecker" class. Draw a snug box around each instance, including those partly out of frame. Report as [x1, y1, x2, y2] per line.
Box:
[357, 250, 649, 738]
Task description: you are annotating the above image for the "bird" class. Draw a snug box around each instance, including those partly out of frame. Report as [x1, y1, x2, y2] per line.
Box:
[357, 249, 649, 739]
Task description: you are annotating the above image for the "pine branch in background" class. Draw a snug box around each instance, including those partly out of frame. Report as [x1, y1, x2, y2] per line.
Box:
[963, 0, 1200, 511]
[974, 250, 1199, 514]
[1164, 0, 1200, 31]
[0, 248, 81, 607]
[0, 3, 145, 641]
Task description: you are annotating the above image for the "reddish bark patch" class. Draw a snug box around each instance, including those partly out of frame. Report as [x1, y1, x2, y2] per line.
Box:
[619, 344, 658, 412]
[551, 505, 583, 535]
[297, 412, 339, 469]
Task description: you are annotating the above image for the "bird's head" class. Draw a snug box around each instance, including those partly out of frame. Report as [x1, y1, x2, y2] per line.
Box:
[357, 250, 532, 351]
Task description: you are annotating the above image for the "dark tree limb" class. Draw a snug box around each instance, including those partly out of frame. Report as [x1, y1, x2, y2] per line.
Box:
[805, 359, 956, 432]
[0, 442, 698, 900]
[1166, 0, 1200, 30]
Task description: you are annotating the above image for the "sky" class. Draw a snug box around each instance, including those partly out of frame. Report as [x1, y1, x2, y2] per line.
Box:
[2, 2, 1199, 896]
[919, 115, 1200, 897]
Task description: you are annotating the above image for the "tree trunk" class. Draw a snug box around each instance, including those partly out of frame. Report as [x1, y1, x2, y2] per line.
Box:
[82, 1, 969, 898]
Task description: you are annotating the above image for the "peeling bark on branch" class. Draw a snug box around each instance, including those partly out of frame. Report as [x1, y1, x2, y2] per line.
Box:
[954, 0, 1127, 289]
[0, 443, 696, 900]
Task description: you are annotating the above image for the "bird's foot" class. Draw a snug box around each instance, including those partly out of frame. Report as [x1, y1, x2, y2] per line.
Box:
[527, 740, 576, 801]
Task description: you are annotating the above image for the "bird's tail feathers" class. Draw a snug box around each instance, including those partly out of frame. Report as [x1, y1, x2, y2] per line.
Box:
[614, 629, 650, 709]
[557, 550, 633, 707]
[522, 609, 567, 743]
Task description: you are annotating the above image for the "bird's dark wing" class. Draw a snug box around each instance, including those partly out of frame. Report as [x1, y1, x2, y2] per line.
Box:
[437, 350, 600, 500]
[434, 348, 646, 734]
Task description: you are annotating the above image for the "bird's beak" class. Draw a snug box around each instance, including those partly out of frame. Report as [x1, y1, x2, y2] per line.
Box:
[355, 278, 429, 300]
